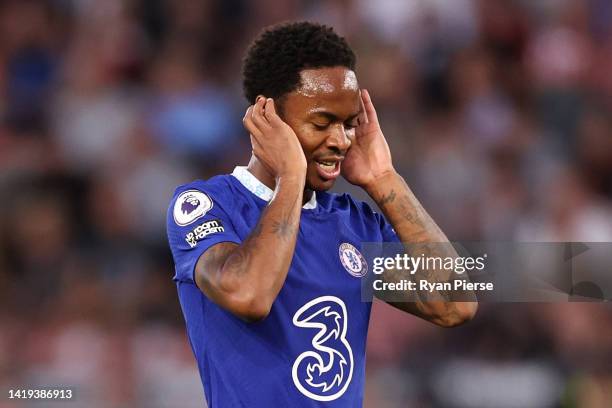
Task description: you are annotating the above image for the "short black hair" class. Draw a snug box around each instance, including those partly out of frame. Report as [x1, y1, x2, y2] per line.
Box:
[242, 21, 356, 104]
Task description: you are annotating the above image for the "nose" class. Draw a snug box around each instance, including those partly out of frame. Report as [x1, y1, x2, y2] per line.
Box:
[325, 124, 352, 154]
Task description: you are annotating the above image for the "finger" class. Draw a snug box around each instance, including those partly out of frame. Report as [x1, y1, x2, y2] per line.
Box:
[251, 97, 271, 130]
[361, 89, 379, 125]
[242, 105, 252, 124]
[263, 98, 282, 125]
[249, 135, 269, 169]
[250, 134, 263, 154]
[243, 106, 263, 139]
[358, 90, 369, 125]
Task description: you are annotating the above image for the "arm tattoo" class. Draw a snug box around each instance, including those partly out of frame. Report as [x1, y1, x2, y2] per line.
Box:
[224, 222, 264, 275]
[271, 219, 297, 241]
[372, 175, 476, 322]
[224, 247, 249, 276]
[204, 244, 226, 270]
[379, 189, 396, 206]
[398, 196, 426, 230]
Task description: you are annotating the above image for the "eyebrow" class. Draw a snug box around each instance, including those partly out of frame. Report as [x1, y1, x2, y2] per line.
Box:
[309, 111, 359, 121]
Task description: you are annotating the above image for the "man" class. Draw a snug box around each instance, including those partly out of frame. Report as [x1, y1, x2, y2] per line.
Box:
[167, 21, 477, 407]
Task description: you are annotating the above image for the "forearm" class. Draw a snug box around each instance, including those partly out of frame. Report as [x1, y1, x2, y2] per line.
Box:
[366, 171, 447, 242]
[218, 176, 304, 311]
[367, 171, 477, 326]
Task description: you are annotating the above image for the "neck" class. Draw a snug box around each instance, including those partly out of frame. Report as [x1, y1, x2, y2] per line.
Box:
[246, 155, 314, 205]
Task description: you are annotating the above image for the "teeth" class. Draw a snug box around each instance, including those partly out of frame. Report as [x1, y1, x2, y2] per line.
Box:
[318, 162, 335, 169]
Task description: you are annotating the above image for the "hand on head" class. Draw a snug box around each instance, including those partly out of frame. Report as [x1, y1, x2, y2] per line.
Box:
[243, 97, 307, 181]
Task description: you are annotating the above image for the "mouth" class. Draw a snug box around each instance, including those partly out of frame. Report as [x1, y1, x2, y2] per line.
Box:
[314, 157, 343, 180]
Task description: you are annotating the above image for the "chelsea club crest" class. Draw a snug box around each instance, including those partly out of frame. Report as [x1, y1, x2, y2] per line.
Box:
[339, 243, 367, 277]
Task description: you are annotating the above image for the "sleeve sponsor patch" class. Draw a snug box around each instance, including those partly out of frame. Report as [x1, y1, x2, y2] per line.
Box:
[185, 219, 225, 248]
[173, 190, 213, 226]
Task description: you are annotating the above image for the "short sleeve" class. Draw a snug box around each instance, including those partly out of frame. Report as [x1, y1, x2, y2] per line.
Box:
[167, 187, 241, 283]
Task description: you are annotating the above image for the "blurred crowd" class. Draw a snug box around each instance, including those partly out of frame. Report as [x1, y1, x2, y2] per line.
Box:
[0, 0, 611, 407]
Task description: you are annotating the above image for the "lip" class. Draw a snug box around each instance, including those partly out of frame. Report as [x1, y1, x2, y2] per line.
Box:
[314, 157, 343, 180]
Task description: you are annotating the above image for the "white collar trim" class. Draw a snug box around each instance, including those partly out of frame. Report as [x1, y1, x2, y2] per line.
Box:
[231, 166, 317, 210]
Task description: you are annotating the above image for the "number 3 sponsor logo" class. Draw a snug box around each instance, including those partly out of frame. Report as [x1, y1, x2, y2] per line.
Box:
[292, 296, 354, 401]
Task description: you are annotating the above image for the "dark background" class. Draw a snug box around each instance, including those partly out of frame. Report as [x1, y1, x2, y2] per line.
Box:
[0, 0, 611, 406]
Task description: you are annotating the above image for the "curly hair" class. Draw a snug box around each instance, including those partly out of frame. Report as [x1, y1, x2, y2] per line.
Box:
[242, 21, 356, 105]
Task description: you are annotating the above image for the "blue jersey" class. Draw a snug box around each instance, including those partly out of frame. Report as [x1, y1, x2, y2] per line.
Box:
[166, 166, 397, 407]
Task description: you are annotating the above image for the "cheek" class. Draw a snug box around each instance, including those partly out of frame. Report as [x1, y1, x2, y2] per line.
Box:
[295, 128, 323, 157]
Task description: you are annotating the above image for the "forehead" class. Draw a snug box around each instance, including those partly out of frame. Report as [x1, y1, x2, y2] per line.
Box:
[283, 67, 360, 117]
[297, 67, 359, 96]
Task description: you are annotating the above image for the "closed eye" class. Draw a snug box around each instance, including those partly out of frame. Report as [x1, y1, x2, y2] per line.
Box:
[344, 120, 359, 130]
[312, 122, 330, 130]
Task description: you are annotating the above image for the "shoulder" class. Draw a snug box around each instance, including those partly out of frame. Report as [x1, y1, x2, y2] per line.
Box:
[171, 174, 235, 202]
[168, 174, 237, 226]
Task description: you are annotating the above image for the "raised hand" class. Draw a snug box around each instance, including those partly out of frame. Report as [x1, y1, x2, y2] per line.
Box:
[243, 97, 307, 180]
[341, 89, 395, 190]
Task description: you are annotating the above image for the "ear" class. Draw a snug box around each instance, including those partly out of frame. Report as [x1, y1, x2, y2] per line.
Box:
[274, 95, 287, 120]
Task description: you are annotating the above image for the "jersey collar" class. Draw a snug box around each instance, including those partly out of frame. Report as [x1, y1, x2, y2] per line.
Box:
[232, 166, 317, 209]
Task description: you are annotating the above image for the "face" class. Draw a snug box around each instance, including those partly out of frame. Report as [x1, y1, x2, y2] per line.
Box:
[280, 66, 361, 191]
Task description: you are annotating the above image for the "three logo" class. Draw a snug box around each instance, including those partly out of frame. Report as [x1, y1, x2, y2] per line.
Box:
[292, 244, 367, 401]
[292, 296, 354, 401]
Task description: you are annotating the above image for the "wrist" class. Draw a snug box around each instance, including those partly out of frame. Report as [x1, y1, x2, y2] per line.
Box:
[275, 173, 306, 190]
[364, 169, 400, 198]
[276, 165, 306, 180]
[272, 175, 305, 205]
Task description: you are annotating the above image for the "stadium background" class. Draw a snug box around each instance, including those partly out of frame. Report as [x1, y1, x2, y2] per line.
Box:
[1, 0, 611, 406]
